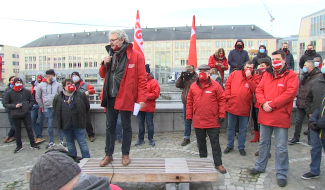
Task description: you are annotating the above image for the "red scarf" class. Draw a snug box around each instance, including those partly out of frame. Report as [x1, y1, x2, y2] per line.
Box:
[13, 85, 23, 92]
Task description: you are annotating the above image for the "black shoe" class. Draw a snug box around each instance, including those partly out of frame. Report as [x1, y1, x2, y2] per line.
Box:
[30, 144, 40, 150]
[301, 172, 320, 180]
[288, 137, 299, 145]
[223, 147, 233, 154]
[14, 146, 23, 153]
[249, 168, 263, 175]
[277, 179, 287, 187]
[239, 149, 246, 156]
[303, 130, 309, 135]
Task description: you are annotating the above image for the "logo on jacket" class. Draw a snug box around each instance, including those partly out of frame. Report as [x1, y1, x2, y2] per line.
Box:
[245, 83, 249, 88]
[128, 64, 135, 68]
[278, 84, 284, 87]
[205, 91, 212, 93]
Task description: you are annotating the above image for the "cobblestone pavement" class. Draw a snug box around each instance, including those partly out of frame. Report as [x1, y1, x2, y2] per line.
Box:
[1, 124, 324, 190]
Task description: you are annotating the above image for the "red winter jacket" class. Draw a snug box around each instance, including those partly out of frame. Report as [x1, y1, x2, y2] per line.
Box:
[141, 75, 160, 113]
[224, 70, 261, 117]
[256, 68, 298, 128]
[99, 44, 147, 111]
[186, 78, 226, 128]
[208, 55, 229, 82]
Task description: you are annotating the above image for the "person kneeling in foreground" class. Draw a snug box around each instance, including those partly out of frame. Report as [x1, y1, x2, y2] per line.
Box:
[186, 64, 227, 174]
[29, 151, 122, 190]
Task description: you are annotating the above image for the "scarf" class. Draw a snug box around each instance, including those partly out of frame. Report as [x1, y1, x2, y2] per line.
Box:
[62, 90, 75, 104]
[111, 43, 128, 72]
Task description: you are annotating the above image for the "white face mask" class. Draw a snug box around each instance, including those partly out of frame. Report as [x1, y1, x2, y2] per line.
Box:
[314, 62, 320, 67]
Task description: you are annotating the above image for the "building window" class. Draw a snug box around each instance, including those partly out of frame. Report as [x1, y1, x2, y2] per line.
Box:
[25, 64, 28, 70]
[300, 43, 305, 55]
[29, 57, 32, 61]
[69, 47, 72, 52]
[227, 41, 232, 48]
[155, 43, 159, 49]
[39, 64, 42, 70]
[73, 55, 77, 60]
[33, 56, 36, 62]
[207, 50, 211, 56]
[186, 42, 190, 48]
[207, 41, 211, 48]
[54, 63, 57, 68]
[264, 41, 268, 47]
[78, 55, 81, 60]
[257, 41, 262, 46]
[58, 63, 61, 68]
[160, 42, 165, 49]
[175, 51, 179, 58]
[221, 41, 225, 48]
[181, 42, 185, 49]
[53, 56, 57, 61]
[25, 50, 28, 54]
[12, 61, 19, 66]
[43, 63, 46, 70]
[84, 62, 88, 67]
[2, 68, 5, 73]
[248, 41, 253, 48]
[29, 64, 32, 69]
[58, 47, 61, 53]
[215, 41, 220, 48]
[47, 48, 51, 54]
[47, 57, 50, 62]
[201, 41, 205, 48]
[147, 43, 151, 50]
[25, 57, 28, 62]
[78, 62, 81, 68]
[39, 56, 42, 61]
[94, 62, 97, 67]
[33, 64, 36, 69]
[73, 46, 76, 52]
[47, 63, 50, 69]
[311, 41, 316, 51]
[73, 63, 76, 68]
[53, 48, 57, 54]
[69, 55, 72, 60]
[93, 45, 97, 52]
[2, 61, 4, 65]
[69, 63, 72, 68]
[166, 42, 170, 49]
[62, 63, 66, 68]
[33, 49, 36, 54]
[180, 60, 187, 66]
[201, 50, 205, 58]
[100, 45, 105, 51]
[175, 42, 179, 49]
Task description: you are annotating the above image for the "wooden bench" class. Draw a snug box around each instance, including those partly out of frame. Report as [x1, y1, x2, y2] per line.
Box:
[27, 158, 217, 189]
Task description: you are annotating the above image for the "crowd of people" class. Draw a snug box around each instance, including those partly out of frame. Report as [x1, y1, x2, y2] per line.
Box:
[2, 29, 325, 189]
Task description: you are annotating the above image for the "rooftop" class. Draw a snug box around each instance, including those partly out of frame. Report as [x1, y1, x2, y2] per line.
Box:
[302, 8, 325, 19]
[22, 25, 274, 48]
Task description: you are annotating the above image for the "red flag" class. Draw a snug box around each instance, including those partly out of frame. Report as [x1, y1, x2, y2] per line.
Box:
[188, 15, 197, 68]
[133, 10, 144, 56]
[0, 56, 2, 81]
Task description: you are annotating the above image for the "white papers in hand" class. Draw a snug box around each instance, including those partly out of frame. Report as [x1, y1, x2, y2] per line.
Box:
[133, 103, 140, 116]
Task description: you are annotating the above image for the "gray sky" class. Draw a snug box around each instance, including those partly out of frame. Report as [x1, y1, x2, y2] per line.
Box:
[0, 0, 324, 47]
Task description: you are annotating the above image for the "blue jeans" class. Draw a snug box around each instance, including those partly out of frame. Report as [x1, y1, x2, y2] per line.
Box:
[115, 113, 123, 141]
[255, 124, 289, 180]
[31, 105, 44, 138]
[137, 111, 154, 141]
[309, 129, 325, 175]
[183, 105, 192, 139]
[44, 108, 64, 143]
[6, 112, 15, 137]
[227, 112, 249, 150]
[62, 126, 90, 158]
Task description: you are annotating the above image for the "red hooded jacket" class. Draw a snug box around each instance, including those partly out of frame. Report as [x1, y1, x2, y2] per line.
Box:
[99, 44, 147, 112]
[256, 68, 298, 128]
[141, 75, 160, 113]
[186, 78, 226, 128]
[224, 70, 261, 117]
[208, 55, 229, 82]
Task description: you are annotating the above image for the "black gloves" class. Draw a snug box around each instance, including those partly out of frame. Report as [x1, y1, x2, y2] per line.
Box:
[308, 121, 319, 131]
[219, 118, 225, 124]
[187, 119, 192, 124]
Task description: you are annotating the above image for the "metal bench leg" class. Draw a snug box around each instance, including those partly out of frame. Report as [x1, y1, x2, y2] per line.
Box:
[165, 183, 190, 190]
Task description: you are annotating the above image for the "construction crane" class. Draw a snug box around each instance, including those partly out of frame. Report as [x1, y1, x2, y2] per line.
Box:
[261, 0, 275, 35]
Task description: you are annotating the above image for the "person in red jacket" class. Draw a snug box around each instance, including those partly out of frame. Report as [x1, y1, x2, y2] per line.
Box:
[186, 64, 227, 174]
[249, 50, 299, 188]
[208, 48, 229, 83]
[71, 71, 96, 142]
[98, 30, 147, 167]
[135, 64, 160, 147]
[223, 61, 260, 156]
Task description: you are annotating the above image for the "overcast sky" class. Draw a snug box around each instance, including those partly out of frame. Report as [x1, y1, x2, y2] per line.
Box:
[1, 0, 324, 47]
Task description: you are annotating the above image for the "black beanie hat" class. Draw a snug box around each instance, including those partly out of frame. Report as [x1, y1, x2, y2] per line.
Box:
[45, 69, 55, 75]
[29, 151, 81, 190]
[13, 77, 23, 84]
[145, 64, 150, 73]
[71, 71, 80, 77]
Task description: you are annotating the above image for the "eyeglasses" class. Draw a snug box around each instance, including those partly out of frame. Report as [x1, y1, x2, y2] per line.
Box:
[109, 39, 118, 42]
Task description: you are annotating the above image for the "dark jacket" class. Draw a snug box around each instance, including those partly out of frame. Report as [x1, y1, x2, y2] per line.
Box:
[2, 84, 13, 112]
[306, 74, 325, 115]
[299, 50, 322, 69]
[3, 88, 35, 118]
[75, 80, 95, 94]
[279, 48, 294, 70]
[53, 90, 90, 130]
[175, 73, 198, 105]
[252, 45, 271, 68]
[72, 174, 111, 190]
[228, 39, 249, 73]
[296, 67, 322, 108]
[309, 92, 325, 140]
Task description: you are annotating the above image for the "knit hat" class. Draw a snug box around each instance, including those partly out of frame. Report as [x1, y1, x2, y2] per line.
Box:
[71, 71, 80, 77]
[145, 64, 150, 74]
[13, 77, 23, 84]
[36, 71, 45, 77]
[45, 69, 56, 76]
[29, 151, 81, 190]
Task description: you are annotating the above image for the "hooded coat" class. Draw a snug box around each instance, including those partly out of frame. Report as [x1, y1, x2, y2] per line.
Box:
[299, 50, 322, 69]
[252, 45, 271, 68]
[140, 73, 160, 113]
[228, 39, 249, 73]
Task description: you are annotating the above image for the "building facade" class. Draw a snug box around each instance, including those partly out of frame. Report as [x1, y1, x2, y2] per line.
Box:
[298, 9, 325, 61]
[0, 45, 20, 85]
[20, 25, 276, 84]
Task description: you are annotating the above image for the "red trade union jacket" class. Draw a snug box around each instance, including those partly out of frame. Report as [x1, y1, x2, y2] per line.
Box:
[208, 55, 229, 83]
[99, 44, 147, 112]
[256, 68, 298, 128]
[141, 75, 160, 113]
[186, 78, 226, 128]
[224, 70, 261, 117]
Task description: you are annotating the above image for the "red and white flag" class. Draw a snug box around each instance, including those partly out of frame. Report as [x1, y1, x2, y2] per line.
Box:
[133, 10, 144, 56]
[188, 15, 197, 68]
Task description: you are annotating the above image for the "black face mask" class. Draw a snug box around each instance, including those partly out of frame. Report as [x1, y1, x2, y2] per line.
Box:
[236, 44, 243, 49]
[307, 49, 314, 54]
[282, 48, 288, 52]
